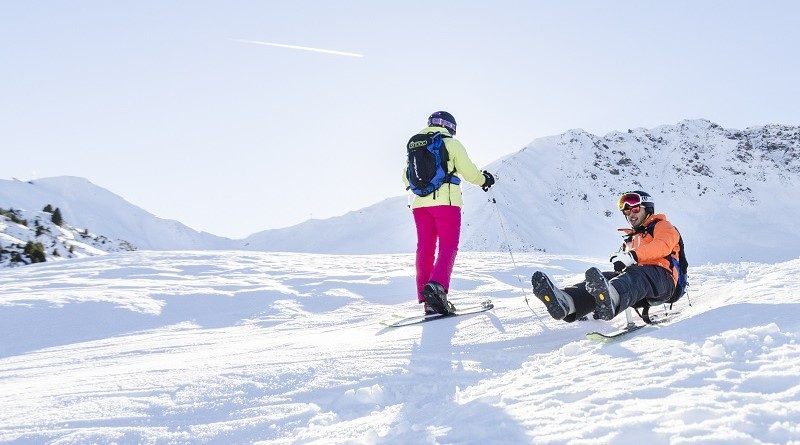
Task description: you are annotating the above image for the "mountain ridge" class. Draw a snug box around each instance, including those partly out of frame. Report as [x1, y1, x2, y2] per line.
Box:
[244, 119, 800, 263]
[0, 176, 232, 253]
[2, 119, 798, 265]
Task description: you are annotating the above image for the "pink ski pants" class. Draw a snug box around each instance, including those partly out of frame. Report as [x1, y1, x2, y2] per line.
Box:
[413, 205, 462, 302]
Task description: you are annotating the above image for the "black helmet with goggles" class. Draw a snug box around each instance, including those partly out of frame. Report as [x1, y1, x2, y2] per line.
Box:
[617, 191, 655, 215]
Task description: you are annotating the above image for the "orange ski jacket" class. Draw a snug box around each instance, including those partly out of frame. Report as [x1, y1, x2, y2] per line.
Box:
[619, 213, 681, 284]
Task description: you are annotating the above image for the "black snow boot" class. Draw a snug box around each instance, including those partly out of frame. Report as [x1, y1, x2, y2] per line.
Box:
[531, 271, 573, 320]
[584, 267, 619, 321]
[422, 281, 455, 315]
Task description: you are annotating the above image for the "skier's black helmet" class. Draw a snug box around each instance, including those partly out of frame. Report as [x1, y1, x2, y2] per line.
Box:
[618, 191, 655, 214]
[428, 111, 457, 135]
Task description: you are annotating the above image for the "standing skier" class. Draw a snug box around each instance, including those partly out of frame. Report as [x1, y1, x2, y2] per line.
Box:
[531, 191, 682, 322]
[403, 111, 495, 315]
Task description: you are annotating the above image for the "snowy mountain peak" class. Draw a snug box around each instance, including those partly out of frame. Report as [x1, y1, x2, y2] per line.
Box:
[459, 120, 800, 261]
[241, 120, 800, 263]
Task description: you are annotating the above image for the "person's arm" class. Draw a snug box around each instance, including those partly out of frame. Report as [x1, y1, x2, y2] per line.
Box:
[448, 138, 485, 186]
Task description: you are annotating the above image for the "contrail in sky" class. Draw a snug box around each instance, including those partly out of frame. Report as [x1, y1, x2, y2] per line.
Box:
[228, 38, 364, 58]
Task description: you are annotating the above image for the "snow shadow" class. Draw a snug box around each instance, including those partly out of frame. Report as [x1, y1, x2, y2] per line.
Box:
[651, 303, 800, 342]
[283, 275, 416, 306]
[591, 303, 800, 363]
[0, 301, 158, 357]
[156, 291, 281, 328]
[0, 292, 282, 357]
[383, 320, 531, 443]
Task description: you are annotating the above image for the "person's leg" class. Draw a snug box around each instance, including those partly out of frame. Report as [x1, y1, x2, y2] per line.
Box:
[561, 272, 617, 322]
[532, 271, 617, 322]
[428, 205, 461, 292]
[611, 265, 674, 311]
[413, 207, 437, 303]
[561, 283, 595, 322]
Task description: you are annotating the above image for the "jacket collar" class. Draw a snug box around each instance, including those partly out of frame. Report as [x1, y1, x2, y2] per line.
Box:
[618, 213, 668, 236]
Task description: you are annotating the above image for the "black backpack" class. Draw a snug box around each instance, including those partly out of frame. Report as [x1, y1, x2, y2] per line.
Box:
[405, 132, 460, 197]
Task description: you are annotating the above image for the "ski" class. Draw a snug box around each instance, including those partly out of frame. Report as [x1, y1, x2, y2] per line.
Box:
[586, 323, 646, 341]
[586, 308, 678, 342]
[380, 299, 494, 327]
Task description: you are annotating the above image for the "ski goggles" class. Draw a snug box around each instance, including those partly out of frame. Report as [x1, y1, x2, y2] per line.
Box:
[622, 205, 642, 216]
[617, 192, 650, 212]
[428, 117, 457, 134]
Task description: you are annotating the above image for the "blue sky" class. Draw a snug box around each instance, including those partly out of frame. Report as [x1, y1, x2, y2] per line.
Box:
[2, 1, 798, 238]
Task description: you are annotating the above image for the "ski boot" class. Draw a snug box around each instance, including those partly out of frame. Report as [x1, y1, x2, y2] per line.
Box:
[531, 271, 573, 320]
[584, 267, 619, 321]
[422, 281, 455, 315]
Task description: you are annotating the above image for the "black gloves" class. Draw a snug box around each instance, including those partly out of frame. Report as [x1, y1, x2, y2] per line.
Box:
[481, 170, 495, 192]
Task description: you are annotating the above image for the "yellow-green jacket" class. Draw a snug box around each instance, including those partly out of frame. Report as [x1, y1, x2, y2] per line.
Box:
[402, 127, 485, 209]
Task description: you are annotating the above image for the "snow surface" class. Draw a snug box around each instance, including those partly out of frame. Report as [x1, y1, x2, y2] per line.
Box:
[1, 251, 798, 444]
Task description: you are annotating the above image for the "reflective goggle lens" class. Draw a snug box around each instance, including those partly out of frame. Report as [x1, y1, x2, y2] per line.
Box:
[617, 193, 643, 210]
[622, 205, 641, 215]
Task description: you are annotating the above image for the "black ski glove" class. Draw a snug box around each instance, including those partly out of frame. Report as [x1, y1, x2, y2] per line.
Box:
[481, 170, 495, 192]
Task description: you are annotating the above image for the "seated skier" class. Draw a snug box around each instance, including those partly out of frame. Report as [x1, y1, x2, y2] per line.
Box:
[531, 191, 682, 322]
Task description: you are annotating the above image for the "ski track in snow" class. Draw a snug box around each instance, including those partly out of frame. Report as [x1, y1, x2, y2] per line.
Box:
[0, 251, 799, 444]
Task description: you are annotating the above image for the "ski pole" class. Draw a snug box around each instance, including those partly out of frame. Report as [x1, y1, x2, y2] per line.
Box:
[486, 188, 550, 329]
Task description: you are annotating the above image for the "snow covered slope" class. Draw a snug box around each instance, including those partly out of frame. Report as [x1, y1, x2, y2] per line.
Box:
[0, 206, 134, 266]
[240, 196, 414, 254]
[0, 177, 232, 251]
[1, 251, 798, 443]
[243, 119, 800, 263]
[462, 119, 800, 263]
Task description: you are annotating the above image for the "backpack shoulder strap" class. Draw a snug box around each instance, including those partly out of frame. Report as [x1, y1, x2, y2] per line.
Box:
[434, 133, 456, 177]
[624, 219, 657, 243]
[643, 219, 659, 237]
